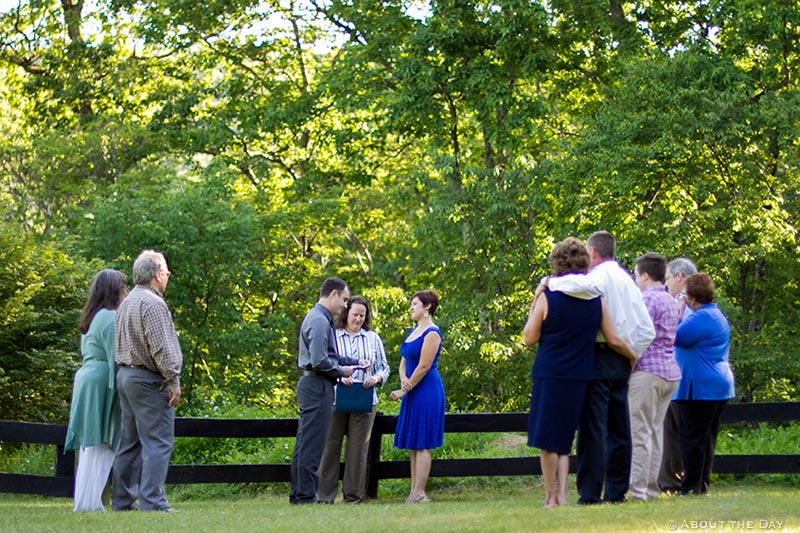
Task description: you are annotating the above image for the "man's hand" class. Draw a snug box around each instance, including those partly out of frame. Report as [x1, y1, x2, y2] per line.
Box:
[169, 385, 181, 407]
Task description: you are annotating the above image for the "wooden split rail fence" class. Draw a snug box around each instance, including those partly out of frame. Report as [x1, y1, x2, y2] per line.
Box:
[2, 402, 799, 499]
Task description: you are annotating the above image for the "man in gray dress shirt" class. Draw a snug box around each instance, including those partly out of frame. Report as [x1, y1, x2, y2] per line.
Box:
[290, 277, 367, 504]
[113, 250, 182, 512]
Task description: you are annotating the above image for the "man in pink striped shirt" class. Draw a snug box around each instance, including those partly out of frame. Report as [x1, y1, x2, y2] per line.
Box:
[628, 252, 682, 501]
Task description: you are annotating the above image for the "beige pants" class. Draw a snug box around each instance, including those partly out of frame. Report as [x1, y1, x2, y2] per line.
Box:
[628, 371, 679, 501]
[317, 405, 377, 503]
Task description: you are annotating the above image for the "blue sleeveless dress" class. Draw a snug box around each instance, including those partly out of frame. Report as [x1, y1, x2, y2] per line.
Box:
[394, 326, 445, 450]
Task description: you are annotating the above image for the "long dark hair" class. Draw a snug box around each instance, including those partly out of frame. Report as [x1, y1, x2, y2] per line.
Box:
[80, 269, 127, 334]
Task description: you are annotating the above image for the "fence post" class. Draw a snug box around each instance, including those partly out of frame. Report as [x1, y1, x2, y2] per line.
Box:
[55, 445, 75, 496]
[366, 414, 383, 499]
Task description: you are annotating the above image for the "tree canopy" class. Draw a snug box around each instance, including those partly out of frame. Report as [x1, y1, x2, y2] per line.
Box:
[1, 0, 798, 421]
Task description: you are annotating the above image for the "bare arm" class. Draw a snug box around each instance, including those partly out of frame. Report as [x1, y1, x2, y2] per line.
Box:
[522, 293, 548, 346]
[390, 356, 408, 401]
[398, 356, 408, 388]
[599, 298, 637, 368]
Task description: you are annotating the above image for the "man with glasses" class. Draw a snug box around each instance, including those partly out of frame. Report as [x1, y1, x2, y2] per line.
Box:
[112, 250, 183, 512]
[658, 257, 698, 493]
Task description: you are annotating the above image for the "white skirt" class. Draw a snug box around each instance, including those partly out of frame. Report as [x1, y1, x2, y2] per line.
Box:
[73, 444, 115, 512]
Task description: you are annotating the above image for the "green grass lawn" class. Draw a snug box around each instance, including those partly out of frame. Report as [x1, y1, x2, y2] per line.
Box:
[2, 478, 798, 532]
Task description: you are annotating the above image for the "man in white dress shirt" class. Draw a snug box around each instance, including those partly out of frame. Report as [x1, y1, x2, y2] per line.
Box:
[546, 231, 655, 504]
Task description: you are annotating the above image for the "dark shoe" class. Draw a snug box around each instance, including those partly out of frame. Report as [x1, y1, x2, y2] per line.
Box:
[112, 505, 138, 512]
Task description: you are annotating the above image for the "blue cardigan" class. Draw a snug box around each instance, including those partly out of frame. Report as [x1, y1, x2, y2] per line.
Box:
[673, 303, 735, 401]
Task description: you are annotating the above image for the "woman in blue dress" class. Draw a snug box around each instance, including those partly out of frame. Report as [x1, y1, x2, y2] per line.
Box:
[523, 238, 636, 508]
[390, 290, 444, 504]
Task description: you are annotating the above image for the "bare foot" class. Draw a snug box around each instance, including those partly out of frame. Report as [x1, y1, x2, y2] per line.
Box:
[556, 494, 568, 507]
[389, 389, 406, 401]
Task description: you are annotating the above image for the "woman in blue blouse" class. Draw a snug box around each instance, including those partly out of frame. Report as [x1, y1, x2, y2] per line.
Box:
[673, 273, 735, 495]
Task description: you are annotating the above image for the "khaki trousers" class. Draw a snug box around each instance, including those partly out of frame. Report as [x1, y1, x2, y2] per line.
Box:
[627, 371, 679, 500]
[317, 405, 377, 503]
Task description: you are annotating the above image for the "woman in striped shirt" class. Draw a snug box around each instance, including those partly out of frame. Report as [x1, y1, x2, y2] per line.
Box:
[317, 295, 390, 503]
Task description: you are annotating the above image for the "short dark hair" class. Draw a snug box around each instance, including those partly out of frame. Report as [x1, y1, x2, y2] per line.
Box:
[635, 252, 667, 283]
[80, 269, 127, 334]
[336, 295, 372, 331]
[587, 230, 615, 260]
[411, 290, 439, 317]
[685, 273, 716, 304]
[549, 237, 591, 275]
[319, 277, 348, 298]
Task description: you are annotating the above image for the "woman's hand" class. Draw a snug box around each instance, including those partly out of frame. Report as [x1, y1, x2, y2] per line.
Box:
[340, 376, 354, 386]
[363, 375, 382, 388]
[389, 389, 406, 401]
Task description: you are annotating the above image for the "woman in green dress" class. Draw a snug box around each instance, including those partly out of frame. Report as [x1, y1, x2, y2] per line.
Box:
[64, 269, 128, 511]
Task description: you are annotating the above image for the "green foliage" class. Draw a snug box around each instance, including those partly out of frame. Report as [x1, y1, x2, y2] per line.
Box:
[1, 0, 799, 421]
[0, 221, 97, 422]
[0, 444, 55, 476]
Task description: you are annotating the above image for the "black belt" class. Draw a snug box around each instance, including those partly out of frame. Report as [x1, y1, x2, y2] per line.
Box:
[302, 369, 336, 383]
[119, 364, 160, 376]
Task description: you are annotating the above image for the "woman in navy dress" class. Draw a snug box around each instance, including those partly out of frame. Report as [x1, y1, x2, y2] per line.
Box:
[523, 238, 636, 507]
[390, 290, 444, 504]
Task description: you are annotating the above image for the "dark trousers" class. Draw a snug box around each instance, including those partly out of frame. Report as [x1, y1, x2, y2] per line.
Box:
[290, 375, 335, 504]
[112, 367, 174, 511]
[657, 402, 684, 492]
[675, 399, 727, 495]
[576, 346, 632, 504]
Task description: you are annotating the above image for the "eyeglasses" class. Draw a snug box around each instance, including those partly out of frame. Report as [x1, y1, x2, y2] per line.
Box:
[160, 270, 171, 279]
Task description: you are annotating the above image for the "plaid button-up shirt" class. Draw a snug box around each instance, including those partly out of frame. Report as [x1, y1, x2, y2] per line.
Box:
[634, 285, 682, 381]
[114, 284, 183, 388]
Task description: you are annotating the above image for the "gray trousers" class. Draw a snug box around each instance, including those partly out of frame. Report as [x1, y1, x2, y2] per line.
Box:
[290, 375, 334, 504]
[112, 367, 174, 511]
[317, 405, 377, 503]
